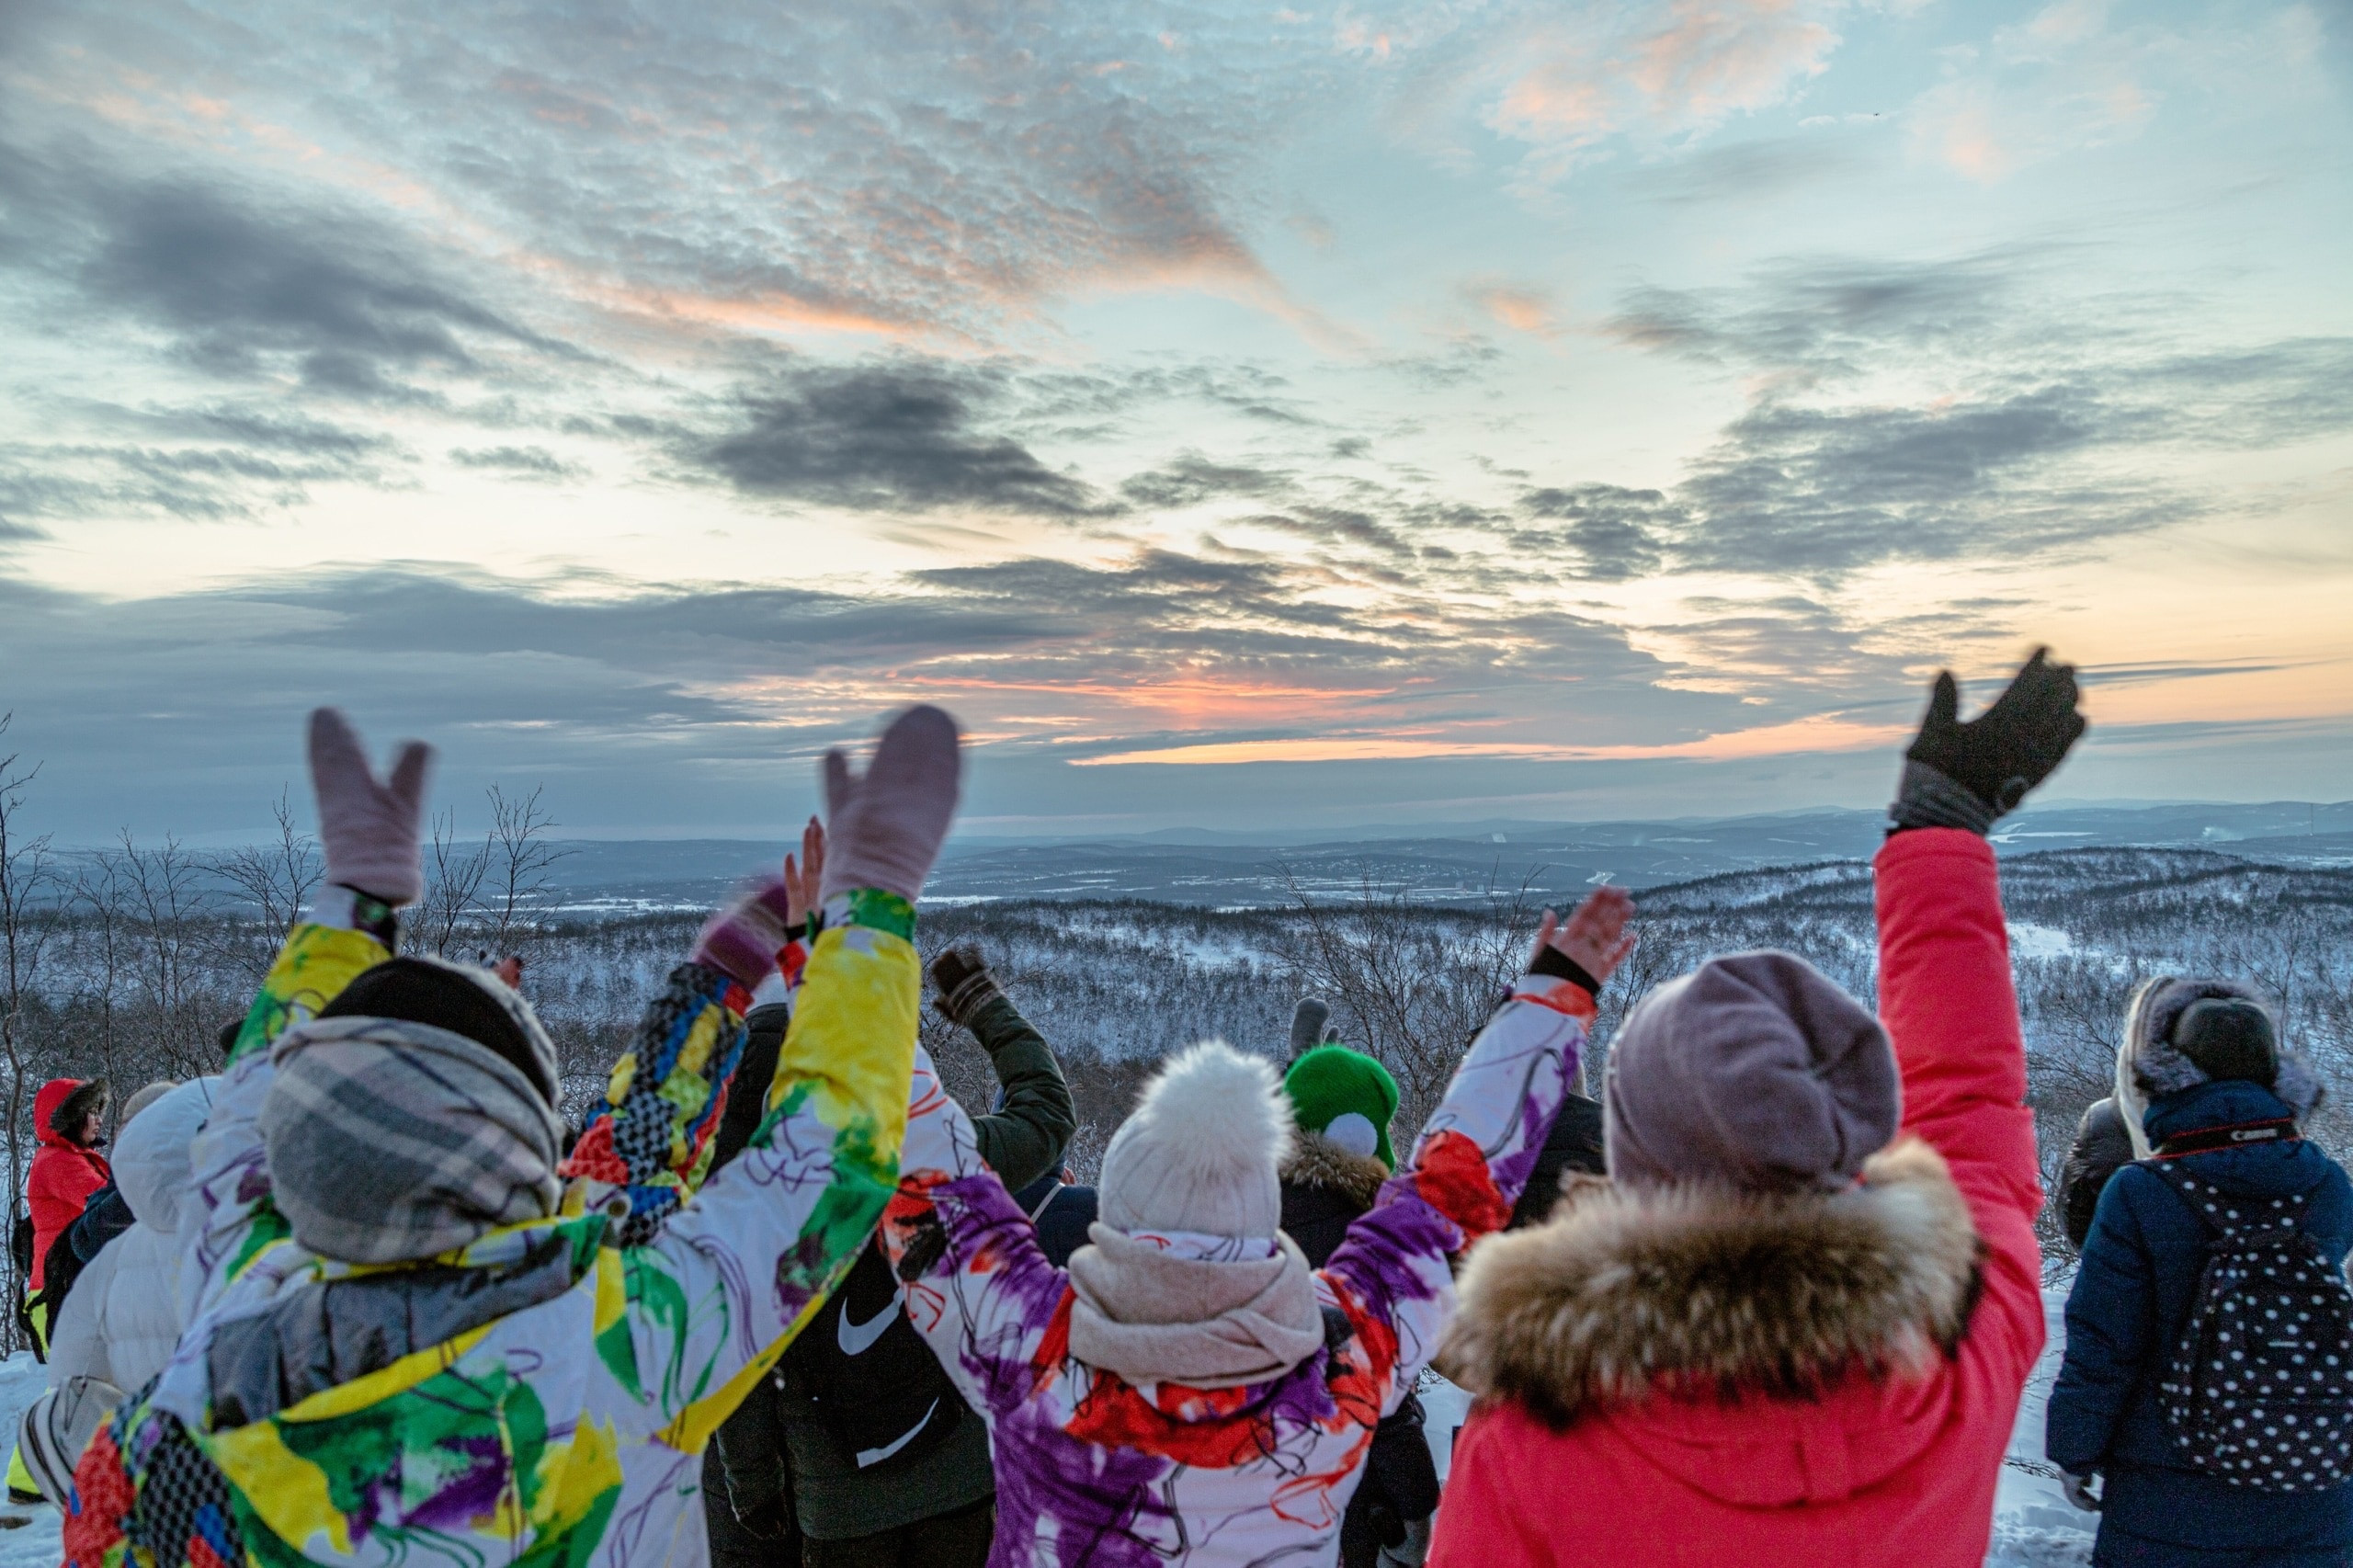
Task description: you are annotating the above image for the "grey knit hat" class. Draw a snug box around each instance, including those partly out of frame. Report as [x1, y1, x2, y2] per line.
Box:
[1604, 950, 1899, 1193]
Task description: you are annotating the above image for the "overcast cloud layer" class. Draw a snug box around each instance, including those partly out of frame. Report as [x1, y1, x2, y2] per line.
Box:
[1, 0, 2347, 840]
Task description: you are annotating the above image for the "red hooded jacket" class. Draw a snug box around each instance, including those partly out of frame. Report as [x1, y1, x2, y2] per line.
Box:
[27, 1077, 110, 1292]
[1428, 829, 2045, 1568]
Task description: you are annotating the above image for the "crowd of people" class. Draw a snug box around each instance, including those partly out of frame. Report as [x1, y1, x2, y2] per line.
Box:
[6, 648, 2348, 1568]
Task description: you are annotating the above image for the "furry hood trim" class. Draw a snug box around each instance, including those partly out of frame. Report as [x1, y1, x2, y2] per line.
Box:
[1436, 1137, 1981, 1427]
[1279, 1131, 1390, 1212]
[2116, 976, 2324, 1159]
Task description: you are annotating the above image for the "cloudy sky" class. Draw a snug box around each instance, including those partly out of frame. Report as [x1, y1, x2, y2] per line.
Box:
[2, 0, 2347, 842]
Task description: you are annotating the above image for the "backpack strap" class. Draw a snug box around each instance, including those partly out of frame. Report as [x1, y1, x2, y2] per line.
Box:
[2153, 1119, 2300, 1159]
[2144, 1158, 2311, 1247]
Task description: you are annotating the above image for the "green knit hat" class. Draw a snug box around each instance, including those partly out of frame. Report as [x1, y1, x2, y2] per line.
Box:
[1281, 1045, 1400, 1171]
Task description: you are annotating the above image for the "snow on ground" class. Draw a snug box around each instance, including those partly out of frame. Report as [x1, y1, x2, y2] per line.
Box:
[1986, 1289, 2096, 1566]
[0, 1352, 61, 1568]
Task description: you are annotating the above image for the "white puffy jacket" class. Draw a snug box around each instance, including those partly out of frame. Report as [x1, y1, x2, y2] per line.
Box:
[48, 1078, 218, 1394]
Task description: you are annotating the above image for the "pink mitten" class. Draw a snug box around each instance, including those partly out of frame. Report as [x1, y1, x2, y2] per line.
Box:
[307, 709, 433, 906]
[818, 706, 961, 903]
[694, 876, 797, 988]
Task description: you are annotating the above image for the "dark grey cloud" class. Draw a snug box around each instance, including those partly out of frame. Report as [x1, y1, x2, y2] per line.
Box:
[692, 363, 1114, 516]
[0, 142, 563, 403]
[1120, 454, 1296, 510]
[1517, 485, 1677, 581]
[449, 446, 586, 482]
[1608, 254, 2020, 381]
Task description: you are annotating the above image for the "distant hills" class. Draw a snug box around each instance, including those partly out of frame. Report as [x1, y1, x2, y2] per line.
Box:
[532, 800, 2353, 911]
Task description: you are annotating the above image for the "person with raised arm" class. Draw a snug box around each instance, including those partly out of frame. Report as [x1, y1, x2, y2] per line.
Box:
[1428, 649, 2086, 1568]
[876, 881, 1636, 1564]
[65, 702, 959, 1568]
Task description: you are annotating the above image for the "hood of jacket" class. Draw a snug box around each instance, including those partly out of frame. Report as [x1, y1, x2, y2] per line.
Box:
[111, 1078, 218, 1234]
[1279, 1131, 1389, 1212]
[34, 1077, 92, 1152]
[2116, 977, 2323, 1158]
[1438, 1137, 1983, 1506]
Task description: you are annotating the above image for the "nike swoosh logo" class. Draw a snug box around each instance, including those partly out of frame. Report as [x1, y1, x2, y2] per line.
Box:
[854, 1400, 939, 1469]
[837, 1295, 901, 1357]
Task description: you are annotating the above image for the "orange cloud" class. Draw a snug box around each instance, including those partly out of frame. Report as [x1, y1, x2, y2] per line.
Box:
[1073, 711, 1906, 766]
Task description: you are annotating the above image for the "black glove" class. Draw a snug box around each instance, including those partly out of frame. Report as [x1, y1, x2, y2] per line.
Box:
[2062, 1471, 2102, 1513]
[928, 945, 1003, 1028]
[1891, 648, 2086, 835]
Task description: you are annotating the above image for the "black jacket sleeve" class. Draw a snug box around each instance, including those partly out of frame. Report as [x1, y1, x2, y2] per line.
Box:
[962, 992, 1077, 1194]
[708, 1002, 791, 1176]
[2056, 1097, 2135, 1250]
[1509, 1092, 1607, 1231]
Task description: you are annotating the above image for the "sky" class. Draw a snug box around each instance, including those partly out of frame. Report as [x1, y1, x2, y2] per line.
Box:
[1, 0, 2348, 842]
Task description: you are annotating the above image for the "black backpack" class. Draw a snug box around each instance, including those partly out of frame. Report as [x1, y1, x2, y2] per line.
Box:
[2149, 1160, 2353, 1492]
[782, 1239, 965, 1473]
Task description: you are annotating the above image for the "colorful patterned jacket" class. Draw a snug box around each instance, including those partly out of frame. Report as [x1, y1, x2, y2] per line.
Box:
[876, 974, 1588, 1566]
[64, 890, 917, 1568]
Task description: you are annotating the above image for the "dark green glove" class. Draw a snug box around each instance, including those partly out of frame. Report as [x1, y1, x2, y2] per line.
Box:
[929, 944, 1004, 1028]
[1892, 647, 2086, 835]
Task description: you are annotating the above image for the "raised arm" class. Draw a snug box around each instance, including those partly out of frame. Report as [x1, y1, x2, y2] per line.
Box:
[606, 708, 960, 1444]
[183, 710, 427, 1314]
[929, 945, 1076, 1192]
[1331, 890, 1632, 1403]
[1875, 649, 2087, 1388]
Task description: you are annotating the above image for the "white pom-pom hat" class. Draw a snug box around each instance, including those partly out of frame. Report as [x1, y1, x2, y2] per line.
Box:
[1098, 1040, 1294, 1240]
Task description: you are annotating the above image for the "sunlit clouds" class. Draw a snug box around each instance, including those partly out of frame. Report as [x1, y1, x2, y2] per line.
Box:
[0, 0, 2347, 838]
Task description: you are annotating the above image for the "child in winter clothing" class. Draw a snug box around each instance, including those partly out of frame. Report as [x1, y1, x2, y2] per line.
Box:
[1277, 1040, 1440, 1568]
[2046, 979, 2353, 1566]
[65, 701, 960, 1568]
[1429, 649, 2086, 1568]
[878, 887, 1635, 1566]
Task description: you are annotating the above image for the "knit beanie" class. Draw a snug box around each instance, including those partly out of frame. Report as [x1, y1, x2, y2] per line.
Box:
[319, 955, 559, 1106]
[1099, 1041, 1292, 1239]
[1282, 1046, 1399, 1171]
[1604, 950, 1898, 1193]
[119, 1081, 177, 1129]
[2115, 976, 2322, 1158]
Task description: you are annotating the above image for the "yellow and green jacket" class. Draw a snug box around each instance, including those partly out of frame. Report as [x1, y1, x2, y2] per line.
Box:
[64, 890, 918, 1568]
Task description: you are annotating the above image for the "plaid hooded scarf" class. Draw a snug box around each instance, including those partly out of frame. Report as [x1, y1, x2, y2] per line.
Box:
[259, 1015, 563, 1265]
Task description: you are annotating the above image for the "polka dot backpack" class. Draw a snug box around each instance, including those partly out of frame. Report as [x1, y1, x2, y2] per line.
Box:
[2149, 1162, 2353, 1492]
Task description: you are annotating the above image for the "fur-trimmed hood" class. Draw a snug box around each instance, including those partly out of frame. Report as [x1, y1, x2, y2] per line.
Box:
[2116, 976, 2323, 1159]
[1279, 1130, 1389, 1211]
[1438, 1137, 1982, 1429]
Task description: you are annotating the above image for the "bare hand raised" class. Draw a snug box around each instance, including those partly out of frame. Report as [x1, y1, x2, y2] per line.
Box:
[1529, 885, 1637, 986]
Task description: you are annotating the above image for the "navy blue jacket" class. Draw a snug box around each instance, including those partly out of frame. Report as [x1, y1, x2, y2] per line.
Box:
[2048, 1078, 2353, 1562]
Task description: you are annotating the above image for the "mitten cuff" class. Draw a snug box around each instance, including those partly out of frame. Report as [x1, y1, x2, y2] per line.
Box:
[938, 966, 1005, 1028]
[1888, 761, 1998, 837]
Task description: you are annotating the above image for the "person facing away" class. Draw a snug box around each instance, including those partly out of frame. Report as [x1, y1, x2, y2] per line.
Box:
[65, 700, 961, 1568]
[2046, 978, 2353, 1566]
[721, 941, 1076, 1568]
[875, 882, 1636, 1566]
[1277, 1030, 1441, 1568]
[2057, 1096, 2138, 1251]
[1427, 648, 2087, 1568]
